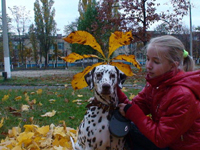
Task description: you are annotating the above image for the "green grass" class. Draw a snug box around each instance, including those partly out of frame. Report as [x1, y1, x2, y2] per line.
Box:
[0, 67, 146, 86]
[0, 87, 140, 140]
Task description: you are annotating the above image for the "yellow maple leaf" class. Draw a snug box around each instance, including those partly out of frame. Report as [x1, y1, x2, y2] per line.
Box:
[36, 89, 43, 95]
[17, 132, 34, 146]
[15, 96, 22, 101]
[24, 125, 38, 132]
[25, 95, 30, 101]
[12, 145, 22, 150]
[2, 95, 9, 101]
[49, 99, 56, 103]
[36, 125, 50, 135]
[77, 95, 83, 97]
[41, 110, 56, 117]
[108, 31, 133, 58]
[8, 127, 21, 137]
[129, 93, 135, 100]
[72, 99, 82, 103]
[0, 118, 4, 128]
[121, 87, 128, 92]
[63, 31, 105, 58]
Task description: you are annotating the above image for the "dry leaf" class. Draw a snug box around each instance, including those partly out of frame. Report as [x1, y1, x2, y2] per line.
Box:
[49, 99, 56, 103]
[30, 92, 35, 95]
[15, 96, 22, 101]
[41, 110, 56, 117]
[77, 95, 83, 97]
[121, 87, 128, 92]
[2, 95, 9, 101]
[36, 89, 43, 95]
[72, 99, 82, 103]
[69, 116, 75, 120]
[129, 93, 135, 100]
[0, 118, 4, 128]
[21, 105, 30, 112]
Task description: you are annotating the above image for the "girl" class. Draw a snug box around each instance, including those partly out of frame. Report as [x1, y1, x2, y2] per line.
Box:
[117, 35, 200, 150]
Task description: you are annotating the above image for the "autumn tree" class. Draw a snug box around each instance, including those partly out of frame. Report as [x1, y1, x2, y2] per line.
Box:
[72, 0, 99, 56]
[75, 0, 121, 57]
[92, 0, 121, 57]
[9, 6, 31, 64]
[34, 0, 57, 67]
[29, 24, 39, 65]
[119, 0, 190, 46]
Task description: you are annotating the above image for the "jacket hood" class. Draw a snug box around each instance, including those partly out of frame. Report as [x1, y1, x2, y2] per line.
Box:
[147, 70, 200, 99]
[170, 70, 200, 99]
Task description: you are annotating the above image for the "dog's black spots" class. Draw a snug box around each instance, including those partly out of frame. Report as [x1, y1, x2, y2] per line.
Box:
[98, 116, 102, 123]
[102, 125, 105, 129]
[93, 123, 96, 127]
[78, 129, 81, 134]
[99, 141, 103, 146]
[88, 121, 91, 124]
[110, 135, 113, 142]
[86, 126, 90, 131]
[87, 131, 90, 137]
[91, 114, 97, 118]
[99, 129, 102, 132]
[91, 107, 96, 111]
[87, 139, 92, 147]
[93, 137, 96, 143]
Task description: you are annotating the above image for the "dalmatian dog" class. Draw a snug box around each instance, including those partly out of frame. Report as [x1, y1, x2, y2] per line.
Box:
[74, 64, 127, 150]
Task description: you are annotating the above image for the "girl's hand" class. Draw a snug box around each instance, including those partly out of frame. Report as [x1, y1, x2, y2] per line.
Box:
[118, 103, 127, 117]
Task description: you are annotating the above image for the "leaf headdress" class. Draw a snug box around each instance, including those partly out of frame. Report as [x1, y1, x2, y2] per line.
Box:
[61, 31, 141, 90]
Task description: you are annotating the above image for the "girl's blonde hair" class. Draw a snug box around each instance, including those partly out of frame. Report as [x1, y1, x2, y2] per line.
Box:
[147, 35, 195, 71]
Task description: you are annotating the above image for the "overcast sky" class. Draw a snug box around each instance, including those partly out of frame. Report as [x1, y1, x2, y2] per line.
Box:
[1, 0, 200, 35]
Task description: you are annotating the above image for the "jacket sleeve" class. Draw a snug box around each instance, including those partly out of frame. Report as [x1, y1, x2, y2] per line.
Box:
[117, 86, 151, 115]
[117, 86, 131, 104]
[125, 86, 199, 148]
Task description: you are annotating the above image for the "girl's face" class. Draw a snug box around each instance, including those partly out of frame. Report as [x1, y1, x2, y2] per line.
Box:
[146, 44, 174, 78]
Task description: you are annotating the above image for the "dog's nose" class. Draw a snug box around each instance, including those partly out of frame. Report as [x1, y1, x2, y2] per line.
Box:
[102, 83, 111, 91]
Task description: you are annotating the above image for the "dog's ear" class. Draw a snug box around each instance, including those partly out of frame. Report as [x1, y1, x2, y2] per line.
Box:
[84, 67, 96, 90]
[115, 67, 127, 89]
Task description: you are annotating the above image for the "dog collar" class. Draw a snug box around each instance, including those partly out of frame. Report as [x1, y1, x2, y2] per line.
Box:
[86, 98, 116, 113]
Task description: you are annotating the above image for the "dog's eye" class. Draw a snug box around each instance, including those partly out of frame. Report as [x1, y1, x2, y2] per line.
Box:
[96, 73, 102, 80]
[110, 74, 115, 78]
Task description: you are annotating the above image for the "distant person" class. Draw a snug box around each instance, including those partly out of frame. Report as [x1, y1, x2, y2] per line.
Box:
[117, 35, 200, 150]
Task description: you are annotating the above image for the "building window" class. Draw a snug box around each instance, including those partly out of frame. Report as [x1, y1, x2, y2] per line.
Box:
[58, 42, 64, 50]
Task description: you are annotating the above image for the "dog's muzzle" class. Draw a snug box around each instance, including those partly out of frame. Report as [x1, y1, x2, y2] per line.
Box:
[101, 83, 111, 95]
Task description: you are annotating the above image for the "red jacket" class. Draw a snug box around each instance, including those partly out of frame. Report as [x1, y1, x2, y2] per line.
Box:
[118, 70, 200, 150]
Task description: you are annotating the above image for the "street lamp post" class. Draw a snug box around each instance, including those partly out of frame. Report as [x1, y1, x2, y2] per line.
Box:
[189, 0, 193, 58]
[2, 0, 11, 78]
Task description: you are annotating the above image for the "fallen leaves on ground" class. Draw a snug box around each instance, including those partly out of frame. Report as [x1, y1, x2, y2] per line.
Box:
[41, 110, 56, 117]
[0, 123, 77, 150]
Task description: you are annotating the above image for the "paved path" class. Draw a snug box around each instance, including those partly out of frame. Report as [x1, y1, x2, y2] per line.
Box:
[1, 69, 77, 77]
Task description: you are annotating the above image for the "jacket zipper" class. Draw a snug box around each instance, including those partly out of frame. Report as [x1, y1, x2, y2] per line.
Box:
[156, 104, 160, 113]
